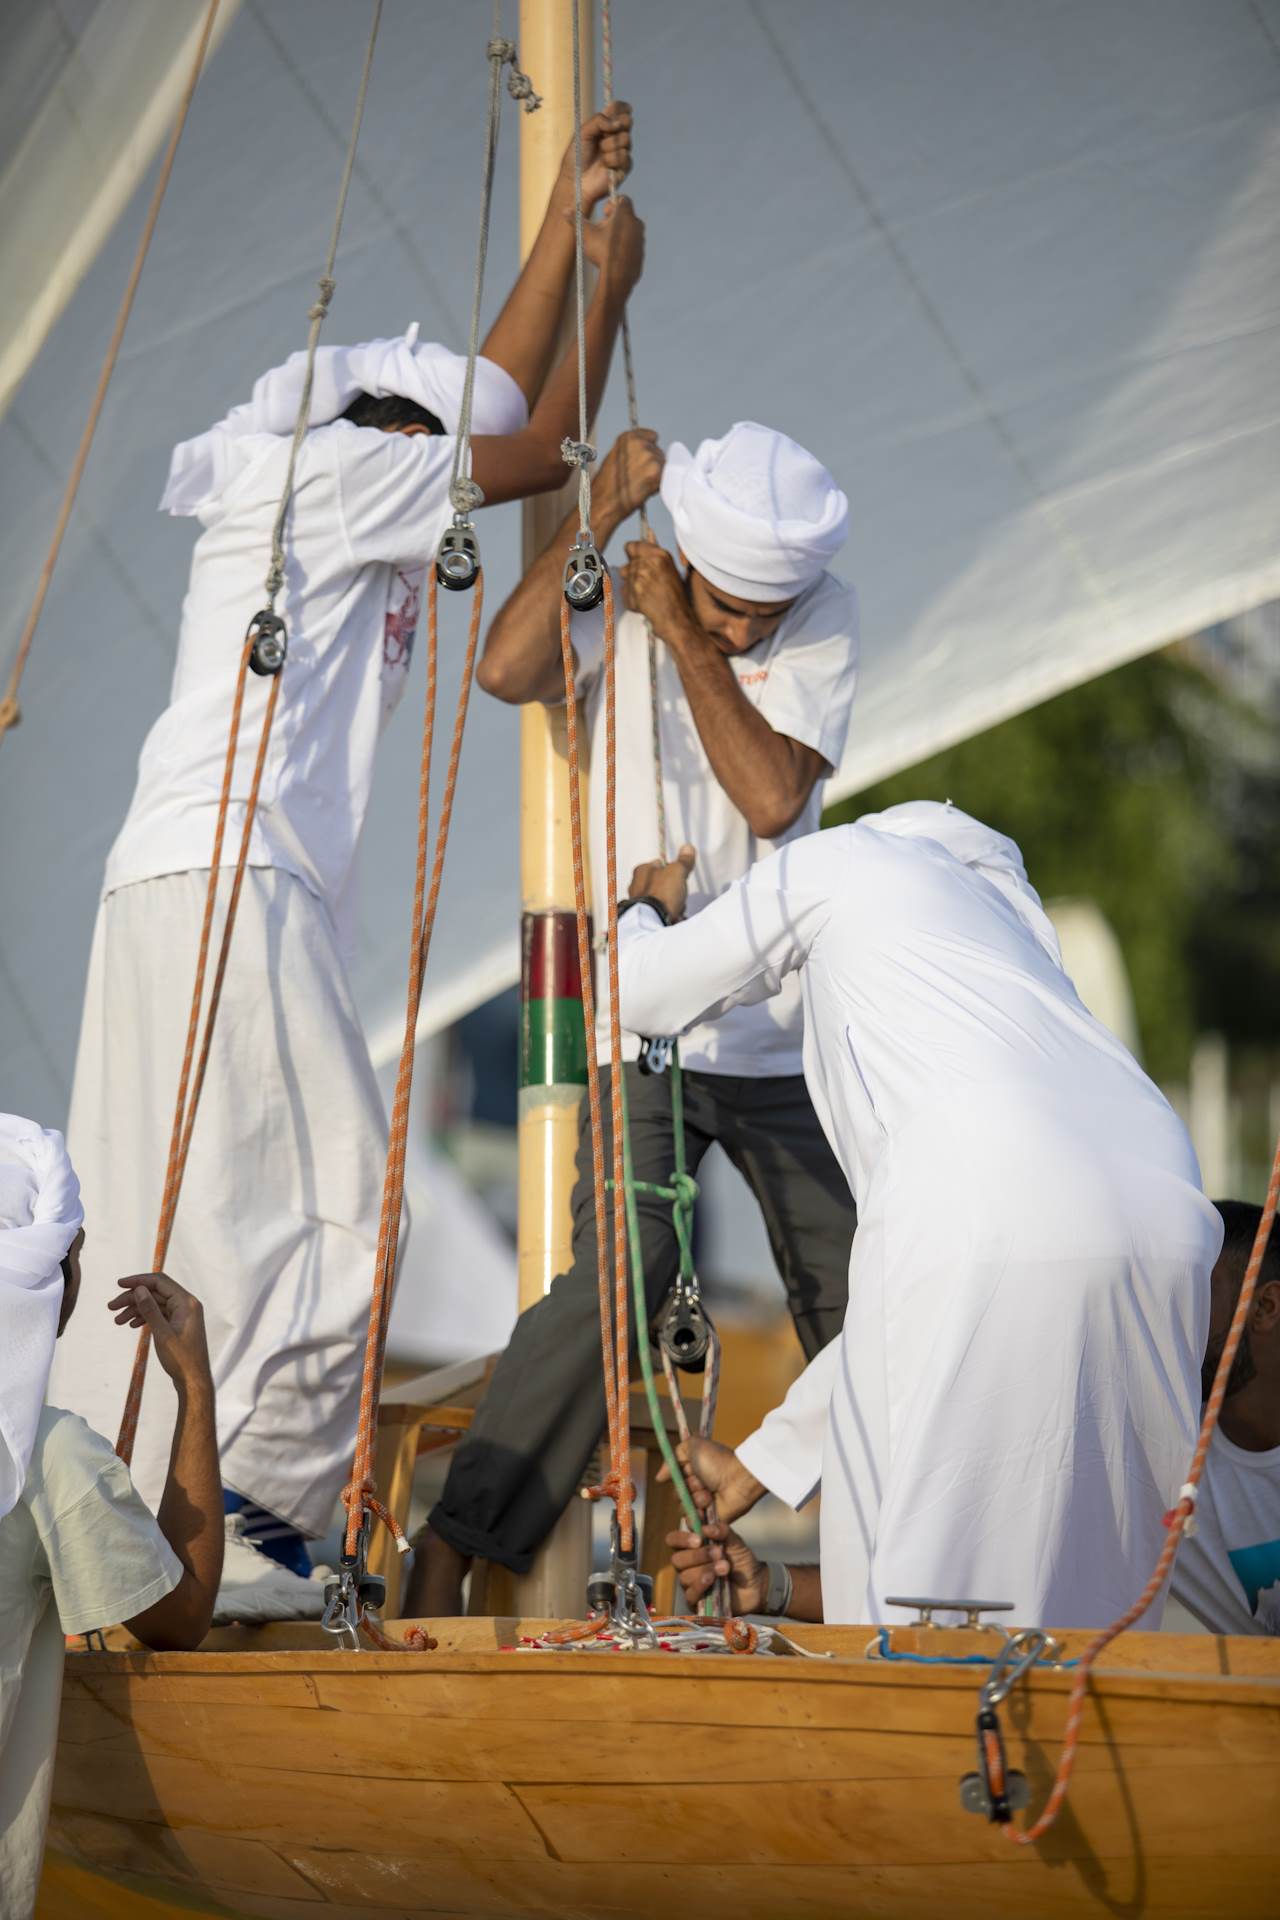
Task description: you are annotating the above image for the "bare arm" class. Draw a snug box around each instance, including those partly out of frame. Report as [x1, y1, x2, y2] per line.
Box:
[477, 427, 663, 703]
[480, 106, 631, 405]
[110, 1275, 223, 1651]
[620, 544, 825, 840]
[667, 1520, 825, 1622]
[469, 197, 646, 509]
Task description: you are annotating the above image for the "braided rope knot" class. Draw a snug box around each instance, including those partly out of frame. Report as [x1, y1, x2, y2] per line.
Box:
[488, 38, 542, 111]
[449, 476, 484, 515]
[309, 274, 336, 323]
[561, 437, 597, 470]
[670, 1172, 700, 1212]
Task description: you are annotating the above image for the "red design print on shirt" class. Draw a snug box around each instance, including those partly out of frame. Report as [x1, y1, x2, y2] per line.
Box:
[384, 568, 422, 672]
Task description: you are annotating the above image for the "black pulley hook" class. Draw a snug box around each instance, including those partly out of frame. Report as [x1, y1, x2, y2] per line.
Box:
[436, 520, 481, 593]
[247, 609, 287, 677]
[563, 536, 606, 612]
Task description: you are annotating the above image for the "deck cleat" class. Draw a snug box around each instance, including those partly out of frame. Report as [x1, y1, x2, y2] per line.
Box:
[884, 1596, 1015, 1631]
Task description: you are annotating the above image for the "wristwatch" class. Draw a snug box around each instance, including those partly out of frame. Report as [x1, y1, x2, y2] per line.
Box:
[762, 1560, 794, 1618]
[617, 893, 672, 926]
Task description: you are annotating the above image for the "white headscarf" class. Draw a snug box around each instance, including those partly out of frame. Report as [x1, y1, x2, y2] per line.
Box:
[160, 324, 529, 518]
[859, 799, 1064, 969]
[0, 1114, 83, 1520]
[659, 420, 849, 602]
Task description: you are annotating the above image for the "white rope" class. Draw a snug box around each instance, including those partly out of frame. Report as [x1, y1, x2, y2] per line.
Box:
[265, 1, 383, 605]
[562, 1, 596, 536]
[449, 5, 541, 518]
[599, 0, 664, 850]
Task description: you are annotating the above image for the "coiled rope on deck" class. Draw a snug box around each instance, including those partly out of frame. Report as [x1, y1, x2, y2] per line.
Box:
[0, 0, 222, 747]
[116, 0, 385, 1462]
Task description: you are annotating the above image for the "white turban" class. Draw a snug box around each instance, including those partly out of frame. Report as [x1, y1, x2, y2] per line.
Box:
[0, 1114, 83, 1520]
[161, 323, 529, 517]
[659, 421, 849, 603]
[860, 800, 1065, 969]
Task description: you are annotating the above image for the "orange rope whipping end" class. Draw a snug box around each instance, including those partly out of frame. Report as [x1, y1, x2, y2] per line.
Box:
[723, 1618, 759, 1655]
[1007, 1130, 1280, 1847]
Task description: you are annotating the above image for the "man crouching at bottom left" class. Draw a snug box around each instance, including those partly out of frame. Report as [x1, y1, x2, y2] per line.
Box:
[0, 1112, 223, 1920]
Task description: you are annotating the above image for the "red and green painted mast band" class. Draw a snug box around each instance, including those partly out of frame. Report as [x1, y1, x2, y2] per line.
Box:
[520, 909, 589, 1090]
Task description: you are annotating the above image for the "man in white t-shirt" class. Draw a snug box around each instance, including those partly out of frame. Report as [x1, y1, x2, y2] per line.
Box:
[406, 419, 860, 1613]
[51, 113, 644, 1606]
[0, 1114, 221, 1919]
[1170, 1199, 1280, 1635]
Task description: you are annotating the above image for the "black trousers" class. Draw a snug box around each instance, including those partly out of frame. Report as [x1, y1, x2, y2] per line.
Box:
[429, 1065, 856, 1573]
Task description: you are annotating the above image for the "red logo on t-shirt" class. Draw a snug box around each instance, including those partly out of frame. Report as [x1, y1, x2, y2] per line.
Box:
[384, 569, 422, 672]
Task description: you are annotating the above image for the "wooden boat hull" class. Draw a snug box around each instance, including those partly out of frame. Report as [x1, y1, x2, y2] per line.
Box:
[39, 1622, 1280, 1919]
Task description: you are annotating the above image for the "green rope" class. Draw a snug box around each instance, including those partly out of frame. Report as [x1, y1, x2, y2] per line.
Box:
[615, 1057, 703, 1540]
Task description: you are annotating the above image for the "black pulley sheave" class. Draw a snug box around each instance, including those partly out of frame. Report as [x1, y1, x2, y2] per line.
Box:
[247, 609, 287, 677]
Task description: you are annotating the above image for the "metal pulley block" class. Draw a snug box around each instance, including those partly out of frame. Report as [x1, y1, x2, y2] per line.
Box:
[659, 1284, 712, 1373]
[637, 1035, 673, 1077]
[563, 536, 606, 612]
[959, 1706, 1030, 1822]
[436, 520, 481, 592]
[588, 1523, 657, 1647]
[247, 609, 287, 677]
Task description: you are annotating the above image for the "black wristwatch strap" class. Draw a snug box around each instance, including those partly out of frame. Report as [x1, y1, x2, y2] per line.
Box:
[618, 894, 672, 927]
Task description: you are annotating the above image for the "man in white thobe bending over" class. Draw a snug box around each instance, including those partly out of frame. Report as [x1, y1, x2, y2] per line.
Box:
[621, 802, 1222, 1629]
[52, 113, 642, 1612]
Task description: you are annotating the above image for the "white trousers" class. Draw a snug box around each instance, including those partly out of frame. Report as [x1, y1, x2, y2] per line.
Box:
[49, 870, 387, 1535]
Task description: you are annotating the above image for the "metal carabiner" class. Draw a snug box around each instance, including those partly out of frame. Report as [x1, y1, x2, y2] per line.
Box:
[981, 1626, 1050, 1710]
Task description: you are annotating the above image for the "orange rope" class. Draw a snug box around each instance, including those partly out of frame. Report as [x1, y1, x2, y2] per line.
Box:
[1010, 1131, 1280, 1845]
[558, 574, 635, 1552]
[341, 566, 483, 1582]
[0, 0, 221, 747]
[116, 627, 281, 1461]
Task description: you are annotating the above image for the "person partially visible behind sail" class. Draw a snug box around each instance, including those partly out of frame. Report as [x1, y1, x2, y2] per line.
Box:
[50, 111, 644, 1614]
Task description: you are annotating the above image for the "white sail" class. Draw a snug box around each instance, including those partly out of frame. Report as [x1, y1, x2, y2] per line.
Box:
[2, 0, 1278, 1121]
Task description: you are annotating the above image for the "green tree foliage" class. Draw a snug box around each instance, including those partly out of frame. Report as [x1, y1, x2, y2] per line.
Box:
[824, 650, 1280, 1083]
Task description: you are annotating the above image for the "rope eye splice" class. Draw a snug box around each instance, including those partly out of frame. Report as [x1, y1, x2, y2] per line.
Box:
[959, 1627, 1051, 1824]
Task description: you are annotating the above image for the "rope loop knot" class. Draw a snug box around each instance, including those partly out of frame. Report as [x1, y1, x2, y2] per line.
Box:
[449, 476, 485, 516]
[561, 437, 597, 470]
[309, 274, 336, 323]
[488, 37, 542, 111]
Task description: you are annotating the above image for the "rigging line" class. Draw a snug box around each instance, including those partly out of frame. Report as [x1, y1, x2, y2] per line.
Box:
[745, 0, 1124, 638]
[0, 0, 222, 747]
[599, 0, 664, 851]
[565, 3, 595, 536]
[115, 0, 385, 1463]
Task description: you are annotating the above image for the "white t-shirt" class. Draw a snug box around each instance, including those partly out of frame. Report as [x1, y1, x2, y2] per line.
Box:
[104, 421, 456, 953]
[1170, 1426, 1280, 1636]
[0, 1405, 183, 1919]
[572, 572, 857, 1075]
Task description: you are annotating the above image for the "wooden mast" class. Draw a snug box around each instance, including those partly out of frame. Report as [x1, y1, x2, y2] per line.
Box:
[482, 0, 596, 1617]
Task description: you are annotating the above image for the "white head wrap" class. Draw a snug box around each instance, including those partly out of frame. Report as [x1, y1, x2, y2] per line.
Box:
[659, 420, 849, 603]
[0, 1114, 83, 1520]
[859, 799, 1064, 969]
[160, 324, 529, 517]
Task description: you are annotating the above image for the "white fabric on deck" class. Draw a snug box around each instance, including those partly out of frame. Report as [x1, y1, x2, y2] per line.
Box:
[618, 805, 1223, 1627]
[48, 869, 387, 1535]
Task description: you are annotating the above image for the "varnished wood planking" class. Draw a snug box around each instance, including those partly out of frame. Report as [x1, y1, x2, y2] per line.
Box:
[40, 1845, 1280, 1920]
